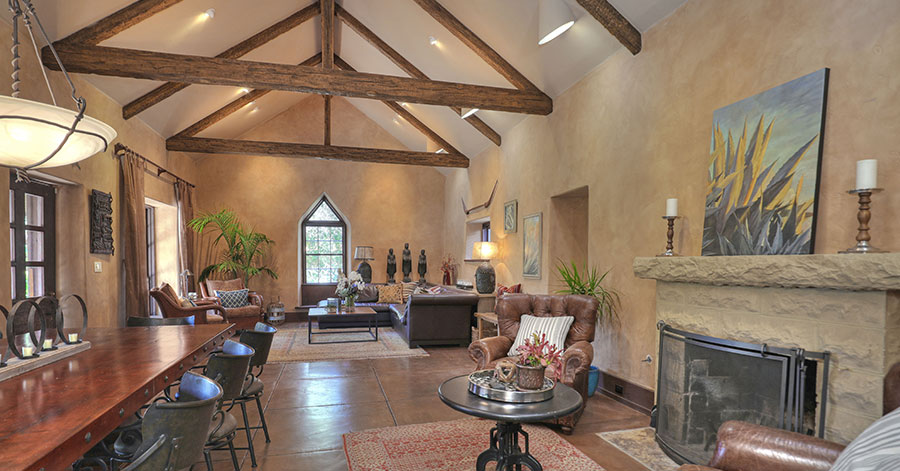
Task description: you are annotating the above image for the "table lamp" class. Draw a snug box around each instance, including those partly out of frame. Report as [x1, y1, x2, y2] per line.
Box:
[354, 246, 375, 283]
[473, 241, 498, 294]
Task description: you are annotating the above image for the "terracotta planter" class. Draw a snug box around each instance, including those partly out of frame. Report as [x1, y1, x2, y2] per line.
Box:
[516, 364, 546, 390]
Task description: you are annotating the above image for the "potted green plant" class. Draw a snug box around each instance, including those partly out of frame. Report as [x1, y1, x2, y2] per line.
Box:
[555, 261, 621, 396]
[189, 209, 278, 286]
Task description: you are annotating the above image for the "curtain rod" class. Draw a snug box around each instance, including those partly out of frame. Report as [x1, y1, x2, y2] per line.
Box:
[114, 143, 196, 188]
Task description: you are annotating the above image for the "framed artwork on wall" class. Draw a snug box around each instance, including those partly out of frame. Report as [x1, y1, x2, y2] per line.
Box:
[504, 200, 517, 233]
[522, 212, 542, 279]
[702, 68, 829, 256]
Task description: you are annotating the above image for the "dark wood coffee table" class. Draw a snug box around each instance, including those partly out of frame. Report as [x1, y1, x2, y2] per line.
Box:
[307, 307, 378, 344]
[438, 374, 583, 471]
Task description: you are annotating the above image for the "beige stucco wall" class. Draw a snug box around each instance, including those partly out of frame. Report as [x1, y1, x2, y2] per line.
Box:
[0, 19, 198, 328]
[444, 0, 900, 390]
[190, 95, 446, 307]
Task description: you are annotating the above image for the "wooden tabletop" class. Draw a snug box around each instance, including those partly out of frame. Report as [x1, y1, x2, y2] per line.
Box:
[308, 307, 377, 317]
[0, 324, 234, 471]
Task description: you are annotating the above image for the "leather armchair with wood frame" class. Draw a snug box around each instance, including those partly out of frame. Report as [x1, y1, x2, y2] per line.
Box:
[199, 278, 264, 320]
[468, 293, 600, 433]
[150, 283, 228, 324]
[678, 361, 900, 471]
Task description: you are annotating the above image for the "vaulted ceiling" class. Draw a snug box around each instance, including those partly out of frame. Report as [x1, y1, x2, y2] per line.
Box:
[8, 0, 685, 164]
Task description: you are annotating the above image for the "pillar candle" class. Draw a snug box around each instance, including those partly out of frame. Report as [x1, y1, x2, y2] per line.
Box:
[666, 198, 678, 217]
[856, 159, 877, 190]
[43, 339, 53, 349]
[21, 345, 34, 357]
[68, 333, 79, 343]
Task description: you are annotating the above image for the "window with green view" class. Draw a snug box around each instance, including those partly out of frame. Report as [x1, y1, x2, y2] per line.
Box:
[302, 197, 346, 284]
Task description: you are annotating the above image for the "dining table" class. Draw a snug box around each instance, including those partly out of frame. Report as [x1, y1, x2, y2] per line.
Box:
[0, 323, 235, 471]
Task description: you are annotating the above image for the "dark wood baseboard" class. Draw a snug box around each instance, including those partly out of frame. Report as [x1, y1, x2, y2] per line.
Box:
[596, 369, 654, 416]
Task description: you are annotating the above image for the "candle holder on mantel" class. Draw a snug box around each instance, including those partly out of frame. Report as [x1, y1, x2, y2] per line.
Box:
[839, 188, 886, 254]
[657, 216, 680, 257]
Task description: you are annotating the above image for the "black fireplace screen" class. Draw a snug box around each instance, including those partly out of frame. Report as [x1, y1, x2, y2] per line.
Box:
[653, 322, 830, 465]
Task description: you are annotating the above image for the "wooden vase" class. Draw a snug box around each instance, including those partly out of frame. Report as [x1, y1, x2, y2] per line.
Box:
[516, 364, 546, 390]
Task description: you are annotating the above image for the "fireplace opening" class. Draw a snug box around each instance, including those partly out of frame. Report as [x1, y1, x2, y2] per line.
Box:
[652, 322, 830, 465]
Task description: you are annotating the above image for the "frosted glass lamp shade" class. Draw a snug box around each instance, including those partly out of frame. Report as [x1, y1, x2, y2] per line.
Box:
[538, 0, 575, 45]
[473, 241, 498, 260]
[0, 96, 117, 168]
[354, 246, 374, 260]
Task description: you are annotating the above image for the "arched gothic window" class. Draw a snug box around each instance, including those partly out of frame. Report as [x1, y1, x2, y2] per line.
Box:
[301, 196, 347, 284]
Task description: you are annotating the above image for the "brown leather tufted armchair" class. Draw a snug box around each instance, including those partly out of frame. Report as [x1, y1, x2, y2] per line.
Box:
[200, 278, 265, 321]
[468, 294, 599, 433]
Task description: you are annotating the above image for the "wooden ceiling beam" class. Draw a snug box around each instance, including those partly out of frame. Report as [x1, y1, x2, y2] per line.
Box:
[576, 0, 642, 55]
[411, 0, 540, 92]
[335, 4, 501, 146]
[171, 53, 322, 139]
[43, 44, 553, 114]
[60, 0, 185, 45]
[166, 137, 469, 168]
[323, 95, 332, 145]
[121, 2, 320, 119]
[321, 0, 335, 69]
[334, 55, 462, 156]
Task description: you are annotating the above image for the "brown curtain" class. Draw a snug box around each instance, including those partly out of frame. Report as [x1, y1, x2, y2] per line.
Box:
[120, 152, 149, 318]
[175, 180, 195, 295]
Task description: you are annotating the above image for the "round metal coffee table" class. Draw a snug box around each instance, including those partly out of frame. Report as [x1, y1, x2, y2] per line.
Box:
[438, 375, 583, 471]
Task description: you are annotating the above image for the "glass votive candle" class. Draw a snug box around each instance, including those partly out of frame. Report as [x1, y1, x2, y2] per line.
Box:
[43, 339, 53, 350]
[21, 345, 35, 357]
[68, 333, 79, 343]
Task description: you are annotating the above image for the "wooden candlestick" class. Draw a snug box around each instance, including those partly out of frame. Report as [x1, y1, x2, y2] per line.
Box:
[657, 216, 679, 257]
[840, 188, 885, 253]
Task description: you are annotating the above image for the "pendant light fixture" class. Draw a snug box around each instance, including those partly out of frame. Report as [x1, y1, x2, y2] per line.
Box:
[538, 0, 575, 45]
[1, 0, 116, 171]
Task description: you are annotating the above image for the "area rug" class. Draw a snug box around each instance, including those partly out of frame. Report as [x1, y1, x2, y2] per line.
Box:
[598, 427, 679, 471]
[344, 419, 603, 471]
[267, 324, 428, 362]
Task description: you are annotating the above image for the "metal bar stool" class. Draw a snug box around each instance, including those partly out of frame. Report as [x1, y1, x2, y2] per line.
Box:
[200, 339, 255, 470]
[231, 322, 277, 467]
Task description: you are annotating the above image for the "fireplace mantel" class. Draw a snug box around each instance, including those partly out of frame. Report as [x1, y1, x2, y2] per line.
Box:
[634, 253, 900, 291]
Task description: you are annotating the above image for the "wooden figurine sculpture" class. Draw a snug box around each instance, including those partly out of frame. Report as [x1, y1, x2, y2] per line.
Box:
[417, 250, 427, 284]
[386, 248, 397, 284]
[402, 243, 412, 282]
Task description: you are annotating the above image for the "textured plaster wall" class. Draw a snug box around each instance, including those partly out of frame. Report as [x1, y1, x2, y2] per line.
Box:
[444, 0, 900, 390]
[191, 96, 446, 307]
[0, 19, 198, 328]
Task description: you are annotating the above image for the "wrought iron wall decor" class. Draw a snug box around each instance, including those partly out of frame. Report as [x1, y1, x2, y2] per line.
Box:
[90, 189, 114, 254]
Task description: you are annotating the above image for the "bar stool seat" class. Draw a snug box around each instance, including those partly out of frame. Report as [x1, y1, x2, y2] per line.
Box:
[242, 377, 264, 397]
[208, 412, 238, 442]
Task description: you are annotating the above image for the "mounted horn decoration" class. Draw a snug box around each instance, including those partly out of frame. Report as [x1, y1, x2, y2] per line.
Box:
[0, 0, 116, 171]
[461, 180, 499, 215]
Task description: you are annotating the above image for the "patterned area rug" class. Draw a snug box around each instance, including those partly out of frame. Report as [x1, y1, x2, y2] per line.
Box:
[268, 324, 428, 362]
[598, 427, 679, 471]
[344, 419, 603, 471]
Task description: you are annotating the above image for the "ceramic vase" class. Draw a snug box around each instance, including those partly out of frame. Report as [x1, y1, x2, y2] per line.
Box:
[516, 364, 545, 390]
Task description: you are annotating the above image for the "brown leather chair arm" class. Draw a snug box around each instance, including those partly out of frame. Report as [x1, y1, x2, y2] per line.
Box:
[248, 291, 264, 307]
[177, 303, 229, 324]
[561, 341, 593, 384]
[678, 466, 718, 471]
[196, 297, 221, 306]
[469, 336, 513, 369]
[706, 421, 844, 471]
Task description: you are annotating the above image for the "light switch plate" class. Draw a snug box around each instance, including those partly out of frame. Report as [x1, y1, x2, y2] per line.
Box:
[93, 261, 102, 273]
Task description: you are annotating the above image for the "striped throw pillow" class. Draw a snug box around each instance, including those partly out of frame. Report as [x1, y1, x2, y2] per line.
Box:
[215, 289, 250, 308]
[401, 282, 417, 302]
[830, 407, 900, 471]
[508, 314, 574, 357]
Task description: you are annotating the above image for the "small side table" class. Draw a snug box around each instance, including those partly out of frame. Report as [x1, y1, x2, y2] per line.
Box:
[475, 312, 499, 340]
[476, 293, 496, 313]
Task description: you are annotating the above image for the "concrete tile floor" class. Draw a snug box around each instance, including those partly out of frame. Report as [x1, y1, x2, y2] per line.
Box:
[203, 330, 651, 470]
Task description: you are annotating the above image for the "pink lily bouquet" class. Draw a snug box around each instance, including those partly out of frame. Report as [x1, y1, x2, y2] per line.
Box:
[516, 332, 563, 380]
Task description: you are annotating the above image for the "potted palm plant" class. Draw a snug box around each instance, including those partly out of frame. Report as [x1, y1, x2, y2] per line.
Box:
[189, 209, 278, 286]
[555, 261, 621, 396]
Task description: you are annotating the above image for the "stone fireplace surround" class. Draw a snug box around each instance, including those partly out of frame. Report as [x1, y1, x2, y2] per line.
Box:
[634, 253, 900, 444]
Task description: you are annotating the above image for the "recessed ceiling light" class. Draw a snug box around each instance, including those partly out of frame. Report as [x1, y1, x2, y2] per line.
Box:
[435, 148, 448, 154]
[400, 102, 408, 107]
[460, 108, 479, 119]
[251, 107, 259, 113]
[204, 8, 215, 19]
[538, 0, 574, 45]
[428, 36, 438, 46]
[239, 87, 250, 94]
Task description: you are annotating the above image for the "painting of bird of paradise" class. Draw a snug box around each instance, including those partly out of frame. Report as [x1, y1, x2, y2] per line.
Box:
[702, 69, 829, 256]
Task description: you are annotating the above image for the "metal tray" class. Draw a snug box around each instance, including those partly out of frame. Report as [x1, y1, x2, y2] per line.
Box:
[467, 369, 555, 403]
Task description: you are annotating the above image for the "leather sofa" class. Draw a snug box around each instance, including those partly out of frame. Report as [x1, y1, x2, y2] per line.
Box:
[678, 361, 900, 471]
[468, 294, 600, 433]
[389, 285, 478, 348]
[316, 285, 396, 329]
[199, 278, 264, 322]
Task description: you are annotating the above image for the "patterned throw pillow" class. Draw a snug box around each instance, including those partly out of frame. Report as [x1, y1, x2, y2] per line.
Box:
[497, 284, 523, 296]
[376, 284, 403, 304]
[400, 282, 418, 302]
[508, 314, 574, 357]
[215, 289, 250, 308]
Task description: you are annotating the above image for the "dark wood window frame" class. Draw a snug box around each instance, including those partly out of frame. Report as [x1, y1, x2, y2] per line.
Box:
[9, 172, 56, 302]
[300, 196, 347, 285]
[481, 221, 491, 242]
[146, 204, 158, 315]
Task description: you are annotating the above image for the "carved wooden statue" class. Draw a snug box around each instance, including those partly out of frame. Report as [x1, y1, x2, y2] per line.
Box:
[401, 243, 412, 282]
[417, 249, 427, 284]
[386, 248, 397, 284]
